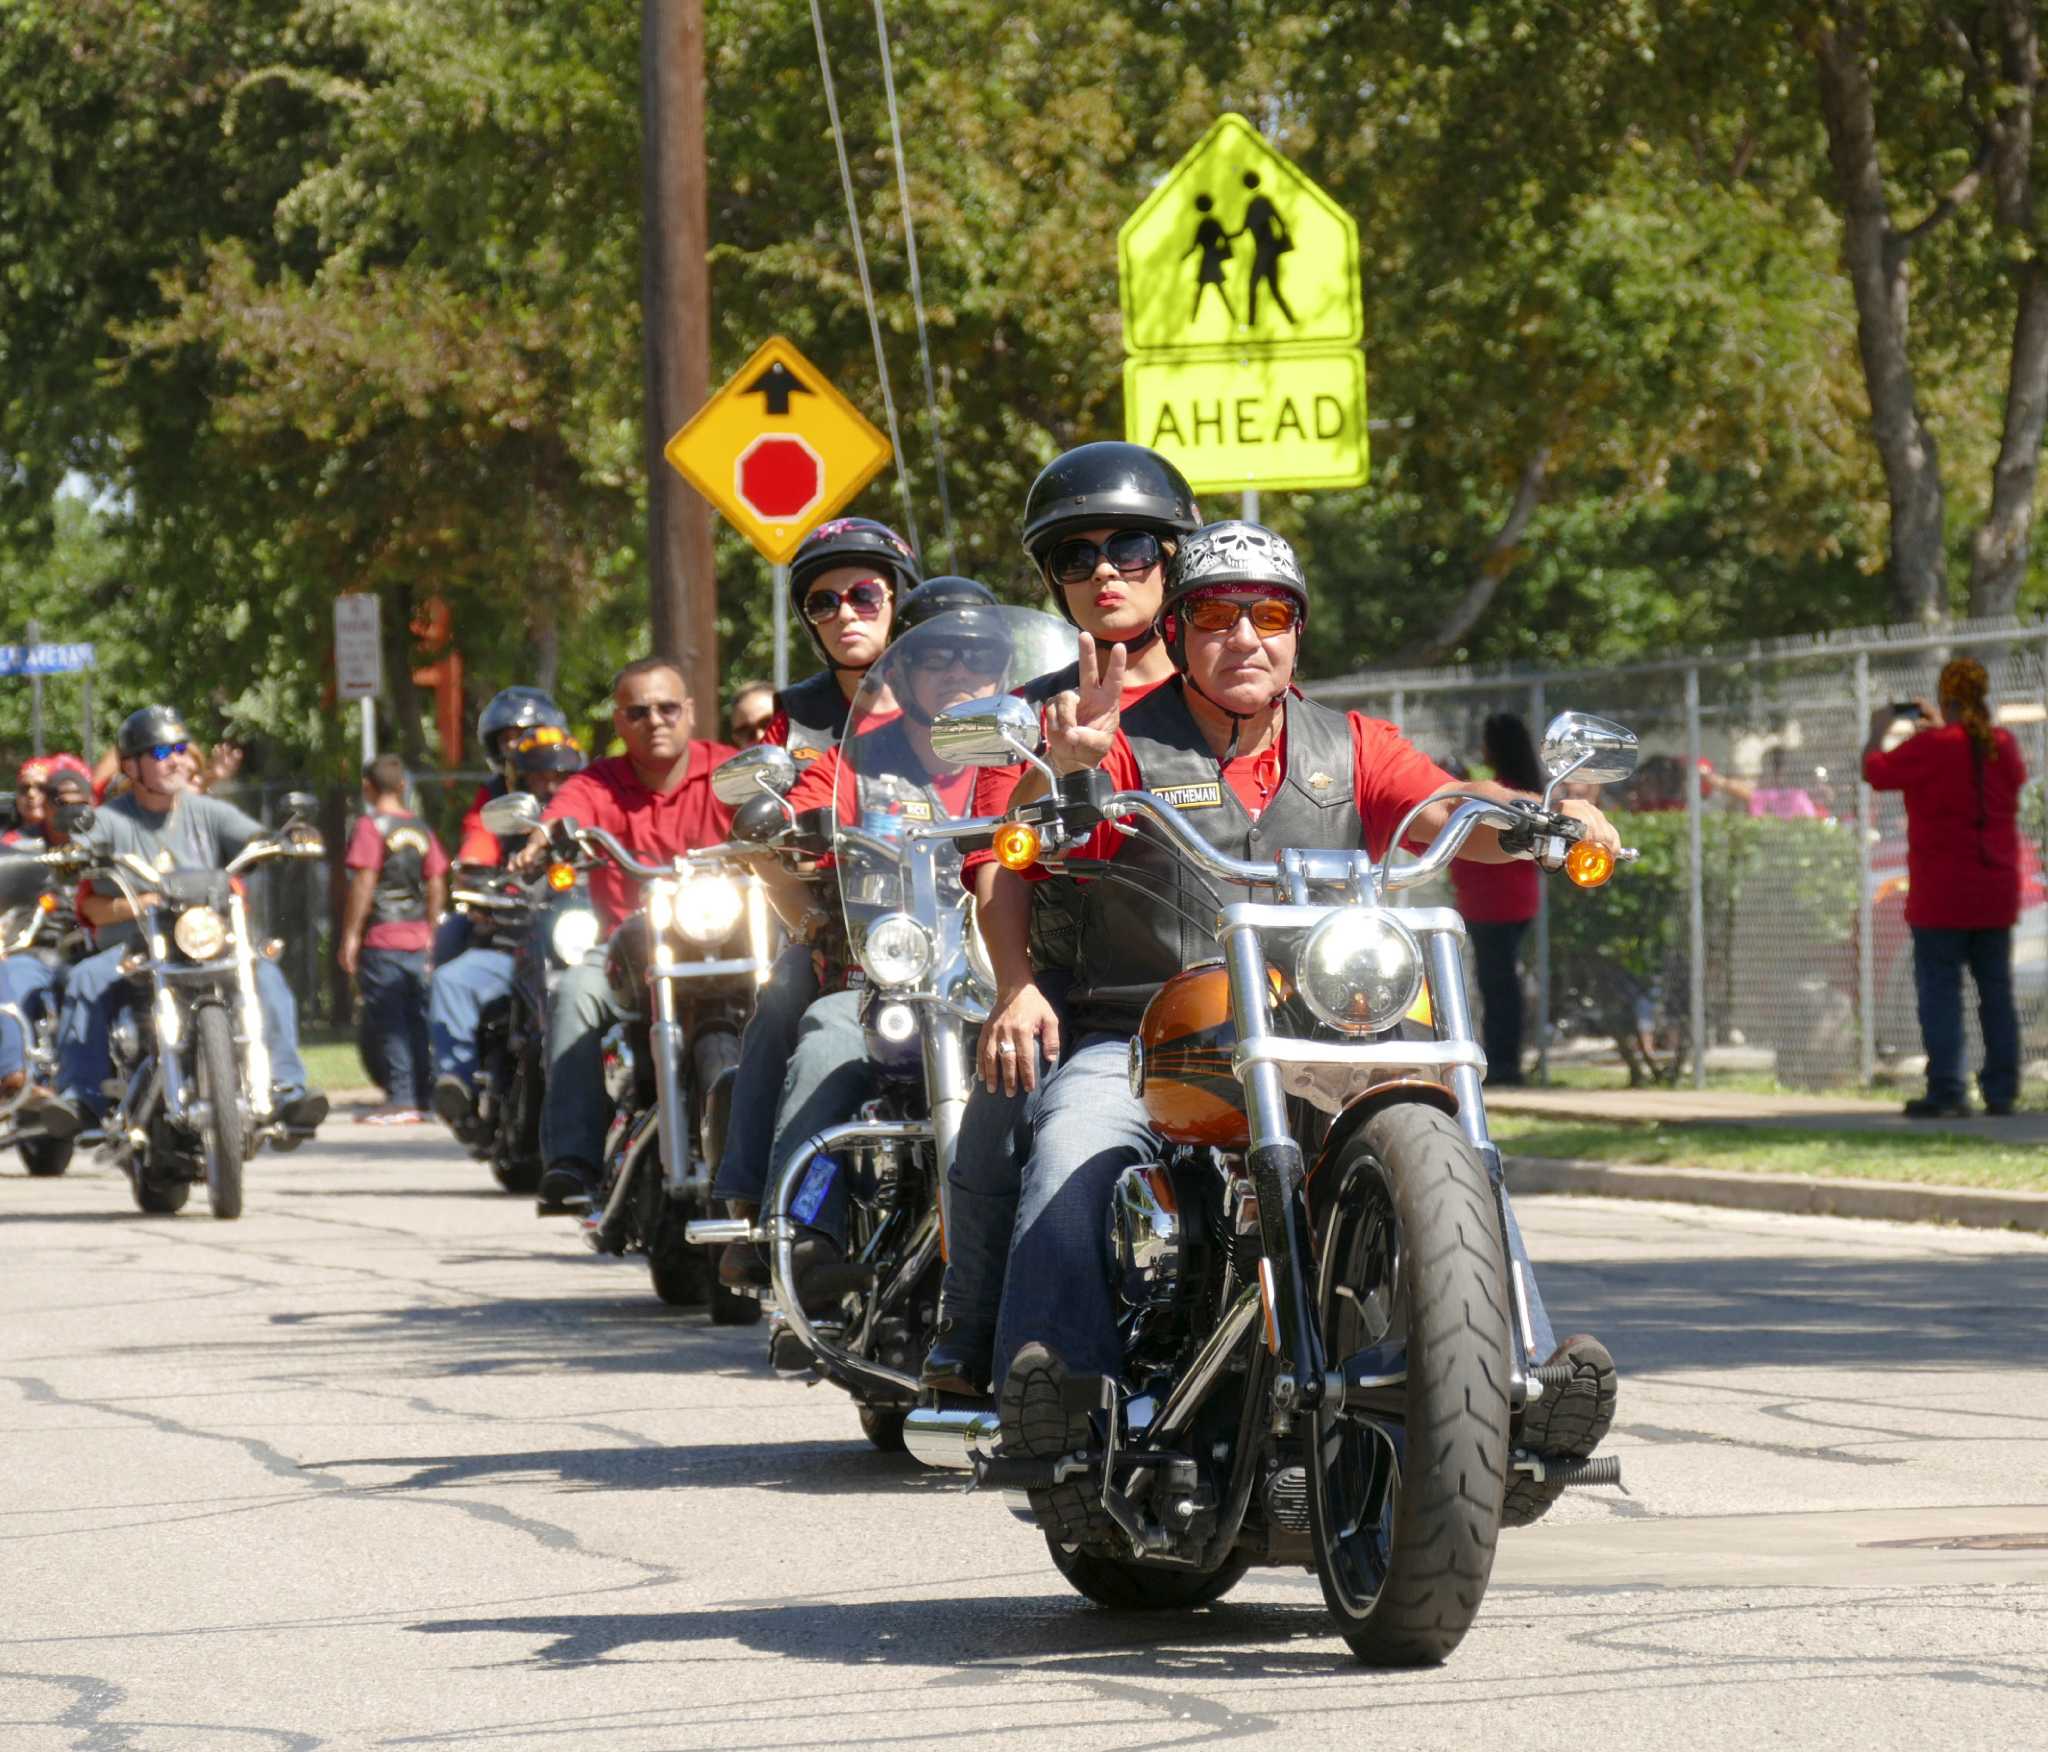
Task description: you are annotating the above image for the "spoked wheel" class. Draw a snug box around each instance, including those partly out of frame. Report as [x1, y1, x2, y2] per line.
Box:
[1306, 1102, 1510, 1666]
[195, 1006, 245, 1220]
[1046, 1538, 1251, 1611]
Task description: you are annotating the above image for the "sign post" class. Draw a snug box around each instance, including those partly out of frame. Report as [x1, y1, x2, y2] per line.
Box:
[664, 336, 893, 690]
[1118, 114, 1368, 497]
[334, 595, 382, 765]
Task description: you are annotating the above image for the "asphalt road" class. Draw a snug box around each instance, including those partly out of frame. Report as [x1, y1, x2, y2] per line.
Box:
[3, 1120, 2045, 1750]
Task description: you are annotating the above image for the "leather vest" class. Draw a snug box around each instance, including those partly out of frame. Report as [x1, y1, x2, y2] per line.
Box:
[776, 670, 853, 773]
[1067, 684, 1363, 1035]
[368, 811, 433, 927]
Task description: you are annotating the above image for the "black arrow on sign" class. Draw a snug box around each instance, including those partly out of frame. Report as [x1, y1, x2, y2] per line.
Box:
[746, 362, 812, 417]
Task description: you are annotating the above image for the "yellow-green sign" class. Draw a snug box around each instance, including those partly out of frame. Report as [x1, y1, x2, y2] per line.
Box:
[1125, 349, 1369, 493]
[1119, 114, 1362, 357]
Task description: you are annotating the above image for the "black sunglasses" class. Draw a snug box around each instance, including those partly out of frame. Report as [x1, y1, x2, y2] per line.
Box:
[1047, 529, 1164, 587]
[908, 644, 1008, 678]
[803, 580, 890, 624]
[621, 700, 685, 724]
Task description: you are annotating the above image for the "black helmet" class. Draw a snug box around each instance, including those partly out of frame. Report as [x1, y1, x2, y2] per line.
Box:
[511, 725, 586, 776]
[477, 688, 567, 767]
[117, 704, 192, 759]
[1019, 442, 1200, 564]
[885, 578, 1013, 726]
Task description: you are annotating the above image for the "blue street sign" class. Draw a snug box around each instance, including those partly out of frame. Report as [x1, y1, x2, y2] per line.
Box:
[0, 643, 96, 676]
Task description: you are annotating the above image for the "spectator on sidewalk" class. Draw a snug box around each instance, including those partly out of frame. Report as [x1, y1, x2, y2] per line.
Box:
[1450, 713, 1545, 1087]
[1708, 745, 1826, 820]
[1862, 658, 2028, 1119]
[338, 755, 449, 1124]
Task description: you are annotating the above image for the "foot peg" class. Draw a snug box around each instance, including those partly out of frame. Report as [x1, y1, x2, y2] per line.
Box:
[685, 1218, 757, 1246]
[1512, 1450, 1623, 1490]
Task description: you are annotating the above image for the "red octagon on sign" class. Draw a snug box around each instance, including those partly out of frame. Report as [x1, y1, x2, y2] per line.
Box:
[735, 434, 825, 523]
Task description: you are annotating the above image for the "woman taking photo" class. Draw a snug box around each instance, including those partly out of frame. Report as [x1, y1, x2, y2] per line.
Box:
[1862, 657, 2028, 1118]
[1451, 712, 1545, 1086]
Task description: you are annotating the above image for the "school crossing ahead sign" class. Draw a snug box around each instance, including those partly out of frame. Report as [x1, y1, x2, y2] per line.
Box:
[1118, 115, 1368, 494]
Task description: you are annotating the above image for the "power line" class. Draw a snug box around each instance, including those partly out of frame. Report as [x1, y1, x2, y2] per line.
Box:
[808, 0, 920, 555]
[870, 0, 954, 567]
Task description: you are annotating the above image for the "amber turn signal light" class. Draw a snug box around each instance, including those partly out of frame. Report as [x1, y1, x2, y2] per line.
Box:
[546, 862, 577, 892]
[1564, 840, 1616, 889]
[993, 822, 1041, 871]
[36, 891, 57, 912]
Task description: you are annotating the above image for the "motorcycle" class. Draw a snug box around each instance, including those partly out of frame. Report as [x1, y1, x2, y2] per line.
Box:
[0, 852, 89, 1177]
[442, 857, 600, 1193]
[900, 704, 1638, 1665]
[692, 606, 1080, 1452]
[480, 791, 770, 1316]
[51, 798, 326, 1218]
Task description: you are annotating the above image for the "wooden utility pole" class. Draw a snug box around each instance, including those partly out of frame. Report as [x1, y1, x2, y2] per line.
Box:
[641, 0, 719, 712]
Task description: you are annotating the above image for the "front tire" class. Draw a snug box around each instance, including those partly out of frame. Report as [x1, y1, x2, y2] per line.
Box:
[1306, 1102, 1510, 1667]
[195, 1006, 245, 1221]
[1047, 1538, 1250, 1611]
[132, 1171, 191, 1215]
[19, 1136, 73, 1177]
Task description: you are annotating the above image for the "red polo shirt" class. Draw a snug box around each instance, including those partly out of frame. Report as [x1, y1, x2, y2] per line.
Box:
[1863, 725, 2028, 929]
[1450, 856, 1541, 925]
[542, 745, 736, 930]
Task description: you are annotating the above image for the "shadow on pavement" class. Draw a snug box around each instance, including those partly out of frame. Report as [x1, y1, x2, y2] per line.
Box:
[1541, 1246, 2048, 1373]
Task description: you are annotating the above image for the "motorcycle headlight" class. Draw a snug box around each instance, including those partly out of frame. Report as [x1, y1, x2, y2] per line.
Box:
[173, 906, 228, 961]
[1296, 909, 1423, 1035]
[550, 906, 601, 967]
[861, 912, 933, 988]
[674, 874, 744, 945]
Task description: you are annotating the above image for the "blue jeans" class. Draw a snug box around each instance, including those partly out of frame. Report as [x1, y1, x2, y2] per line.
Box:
[428, 945, 515, 1090]
[0, 955, 65, 1081]
[57, 944, 309, 1115]
[1913, 926, 2019, 1107]
[539, 951, 618, 1170]
[711, 942, 821, 1208]
[993, 1031, 1560, 1389]
[357, 947, 429, 1108]
[754, 988, 871, 1245]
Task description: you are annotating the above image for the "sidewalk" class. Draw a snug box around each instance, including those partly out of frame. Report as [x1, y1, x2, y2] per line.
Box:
[1489, 1084, 2048, 1144]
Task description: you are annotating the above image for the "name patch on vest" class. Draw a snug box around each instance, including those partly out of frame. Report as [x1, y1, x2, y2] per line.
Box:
[386, 826, 432, 858]
[893, 799, 935, 822]
[1153, 781, 1224, 810]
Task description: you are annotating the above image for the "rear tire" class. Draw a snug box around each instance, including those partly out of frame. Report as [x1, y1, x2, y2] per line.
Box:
[195, 1006, 245, 1221]
[1306, 1102, 1510, 1667]
[1047, 1538, 1250, 1611]
[19, 1136, 72, 1177]
[648, 1208, 709, 1307]
[858, 1404, 908, 1452]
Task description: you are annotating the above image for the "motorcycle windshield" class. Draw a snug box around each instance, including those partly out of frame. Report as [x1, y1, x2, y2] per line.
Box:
[831, 605, 1079, 978]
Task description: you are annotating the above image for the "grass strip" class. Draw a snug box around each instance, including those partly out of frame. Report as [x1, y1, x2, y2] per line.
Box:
[1490, 1114, 2048, 1193]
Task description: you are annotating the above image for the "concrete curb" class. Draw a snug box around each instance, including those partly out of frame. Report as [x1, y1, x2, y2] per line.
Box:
[1503, 1154, 2048, 1235]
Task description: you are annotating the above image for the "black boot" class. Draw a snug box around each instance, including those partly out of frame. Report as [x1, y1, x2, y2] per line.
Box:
[1505, 1334, 1618, 1528]
[920, 1316, 994, 1397]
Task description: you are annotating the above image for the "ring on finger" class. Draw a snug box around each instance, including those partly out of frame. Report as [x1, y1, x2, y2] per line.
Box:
[997, 1041, 1018, 1055]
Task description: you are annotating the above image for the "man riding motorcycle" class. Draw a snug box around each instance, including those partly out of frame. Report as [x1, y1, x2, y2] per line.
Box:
[921, 440, 1201, 1394]
[708, 519, 919, 1250]
[428, 726, 587, 1136]
[974, 523, 1624, 1534]
[32, 705, 328, 1143]
[711, 576, 1011, 1306]
[0, 756, 94, 1102]
[525, 659, 735, 1211]
[435, 687, 571, 967]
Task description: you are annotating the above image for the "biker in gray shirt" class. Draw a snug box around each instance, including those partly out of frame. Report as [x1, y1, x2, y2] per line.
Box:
[35, 706, 327, 1139]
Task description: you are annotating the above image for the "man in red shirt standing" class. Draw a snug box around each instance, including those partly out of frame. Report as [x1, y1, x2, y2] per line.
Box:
[338, 755, 450, 1124]
[1862, 657, 2029, 1117]
[522, 657, 735, 1209]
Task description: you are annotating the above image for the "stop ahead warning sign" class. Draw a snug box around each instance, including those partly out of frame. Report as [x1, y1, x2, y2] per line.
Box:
[663, 337, 892, 565]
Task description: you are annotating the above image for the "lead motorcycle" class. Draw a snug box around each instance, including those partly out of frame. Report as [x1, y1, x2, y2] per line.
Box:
[693, 606, 1081, 1450]
[40, 799, 326, 1217]
[481, 791, 771, 1316]
[902, 704, 1638, 1666]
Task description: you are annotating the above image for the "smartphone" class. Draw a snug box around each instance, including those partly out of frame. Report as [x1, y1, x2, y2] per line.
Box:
[1890, 701, 1925, 721]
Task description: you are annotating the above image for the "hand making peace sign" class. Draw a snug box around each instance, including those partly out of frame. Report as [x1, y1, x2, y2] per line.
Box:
[1043, 632, 1128, 777]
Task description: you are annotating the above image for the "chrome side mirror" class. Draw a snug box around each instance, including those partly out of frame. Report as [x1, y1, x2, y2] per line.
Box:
[930, 694, 1041, 769]
[479, 791, 543, 837]
[731, 792, 794, 844]
[711, 743, 797, 805]
[283, 790, 319, 818]
[1540, 712, 1639, 796]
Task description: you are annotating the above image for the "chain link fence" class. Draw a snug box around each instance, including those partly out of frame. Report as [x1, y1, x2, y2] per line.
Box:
[1306, 617, 2048, 1090]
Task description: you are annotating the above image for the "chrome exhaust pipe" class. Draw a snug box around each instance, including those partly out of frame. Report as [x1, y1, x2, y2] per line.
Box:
[903, 1405, 1000, 1471]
